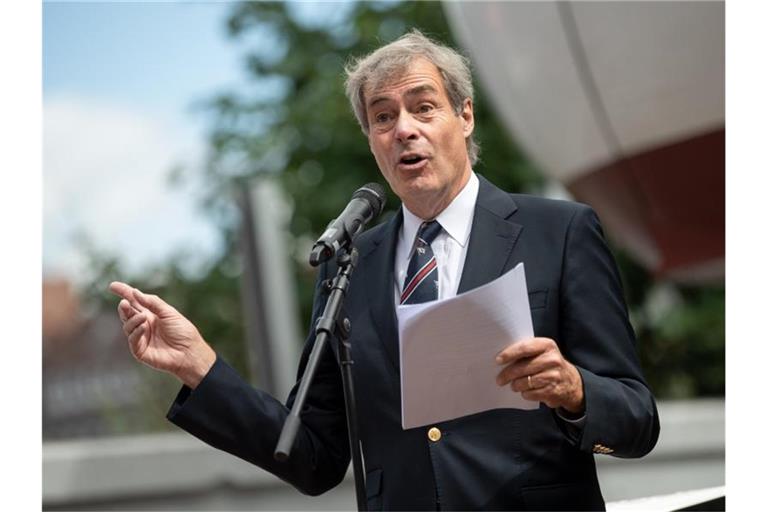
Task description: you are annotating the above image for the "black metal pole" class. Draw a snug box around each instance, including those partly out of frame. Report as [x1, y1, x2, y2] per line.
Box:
[273, 248, 367, 511]
[333, 251, 367, 511]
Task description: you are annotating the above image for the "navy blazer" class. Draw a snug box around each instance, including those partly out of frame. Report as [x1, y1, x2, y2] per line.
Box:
[168, 175, 659, 510]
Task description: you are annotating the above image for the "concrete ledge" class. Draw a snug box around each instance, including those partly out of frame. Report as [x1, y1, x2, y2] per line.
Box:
[44, 431, 284, 503]
[43, 398, 724, 508]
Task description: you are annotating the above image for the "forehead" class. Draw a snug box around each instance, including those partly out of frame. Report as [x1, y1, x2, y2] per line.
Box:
[364, 58, 447, 107]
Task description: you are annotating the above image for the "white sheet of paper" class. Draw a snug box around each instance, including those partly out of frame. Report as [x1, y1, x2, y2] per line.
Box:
[397, 262, 539, 429]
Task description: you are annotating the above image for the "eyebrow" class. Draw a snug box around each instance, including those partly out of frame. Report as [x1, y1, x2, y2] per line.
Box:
[367, 84, 440, 109]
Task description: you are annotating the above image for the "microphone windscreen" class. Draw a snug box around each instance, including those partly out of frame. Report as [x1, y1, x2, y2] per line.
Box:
[352, 183, 387, 216]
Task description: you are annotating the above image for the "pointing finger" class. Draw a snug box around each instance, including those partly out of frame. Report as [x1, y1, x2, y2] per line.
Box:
[133, 289, 176, 317]
[110, 281, 148, 315]
[109, 281, 134, 301]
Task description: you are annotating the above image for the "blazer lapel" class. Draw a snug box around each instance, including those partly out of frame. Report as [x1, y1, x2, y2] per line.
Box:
[458, 175, 523, 294]
[360, 210, 402, 372]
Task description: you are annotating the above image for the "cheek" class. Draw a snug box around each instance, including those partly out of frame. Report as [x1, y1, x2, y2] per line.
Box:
[369, 138, 389, 162]
[368, 143, 395, 183]
[372, 152, 392, 178]
[445, 131, 467, 160]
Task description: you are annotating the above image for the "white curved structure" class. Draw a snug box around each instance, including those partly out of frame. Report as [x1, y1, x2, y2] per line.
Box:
[445, 1, 724, 283]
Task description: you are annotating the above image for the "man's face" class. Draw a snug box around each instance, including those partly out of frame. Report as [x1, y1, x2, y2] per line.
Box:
[364, 58, 474, 217]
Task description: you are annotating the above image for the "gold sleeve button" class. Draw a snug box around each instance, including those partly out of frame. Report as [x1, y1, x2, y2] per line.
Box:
[428, 427, 442, 442]
[592, 443, 614, 454]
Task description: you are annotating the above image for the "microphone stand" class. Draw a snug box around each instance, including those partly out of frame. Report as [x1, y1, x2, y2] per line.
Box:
[274, 247, 367, 511]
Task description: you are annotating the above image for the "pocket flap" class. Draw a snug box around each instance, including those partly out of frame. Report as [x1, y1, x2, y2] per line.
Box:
[528, 289, 549, 309]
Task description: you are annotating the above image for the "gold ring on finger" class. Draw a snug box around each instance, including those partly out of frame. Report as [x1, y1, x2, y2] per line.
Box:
[527, 375, 533, 390]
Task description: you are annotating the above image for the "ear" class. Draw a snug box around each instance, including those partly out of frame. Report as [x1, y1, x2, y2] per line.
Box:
[460, 98, 475, 138]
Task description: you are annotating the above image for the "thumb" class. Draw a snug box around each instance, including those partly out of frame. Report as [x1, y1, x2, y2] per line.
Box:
[133, 289, 176, 317]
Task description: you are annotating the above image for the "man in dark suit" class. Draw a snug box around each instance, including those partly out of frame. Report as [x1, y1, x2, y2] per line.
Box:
[110, 30, 659, 510]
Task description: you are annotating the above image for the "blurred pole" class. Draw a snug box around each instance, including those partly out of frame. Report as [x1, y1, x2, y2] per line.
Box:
[236, 178, 301, 401]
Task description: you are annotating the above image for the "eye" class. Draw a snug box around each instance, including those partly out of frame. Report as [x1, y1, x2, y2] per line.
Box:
[417, 103, 434, 114]
[374, 112, 392, 124]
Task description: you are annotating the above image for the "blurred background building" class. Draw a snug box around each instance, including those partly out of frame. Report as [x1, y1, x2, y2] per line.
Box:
[43, 278, 140, 439]
[43, 1, 724, 510]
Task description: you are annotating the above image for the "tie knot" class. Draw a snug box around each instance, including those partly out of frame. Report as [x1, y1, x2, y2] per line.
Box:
[418, 220, 442, 245]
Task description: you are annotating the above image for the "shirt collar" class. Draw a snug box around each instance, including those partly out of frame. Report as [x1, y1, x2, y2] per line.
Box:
[401, 171, 479, 251]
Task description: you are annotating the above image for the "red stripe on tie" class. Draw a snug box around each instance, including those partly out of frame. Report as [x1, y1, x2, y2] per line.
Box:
[400, 258, 437, 303]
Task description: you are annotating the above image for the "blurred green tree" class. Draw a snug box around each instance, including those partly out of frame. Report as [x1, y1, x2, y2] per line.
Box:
[613, 251, 725, 398]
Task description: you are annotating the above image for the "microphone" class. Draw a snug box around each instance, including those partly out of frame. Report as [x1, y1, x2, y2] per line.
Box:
[309, 183, 387, 266]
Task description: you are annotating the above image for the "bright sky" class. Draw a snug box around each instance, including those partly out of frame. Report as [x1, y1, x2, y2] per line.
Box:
[43, 1, 246, 282]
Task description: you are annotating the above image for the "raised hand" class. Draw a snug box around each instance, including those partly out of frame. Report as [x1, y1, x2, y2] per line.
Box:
[109, 281, 216, 388]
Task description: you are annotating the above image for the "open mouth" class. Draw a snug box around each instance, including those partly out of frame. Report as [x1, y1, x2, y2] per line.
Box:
[399, 154, 427, 166]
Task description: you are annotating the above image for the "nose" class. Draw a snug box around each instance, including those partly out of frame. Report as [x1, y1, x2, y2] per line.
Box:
[394, 111, 419, 143]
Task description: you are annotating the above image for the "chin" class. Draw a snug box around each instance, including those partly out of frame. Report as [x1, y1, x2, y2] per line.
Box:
[399, 174, 433, 191]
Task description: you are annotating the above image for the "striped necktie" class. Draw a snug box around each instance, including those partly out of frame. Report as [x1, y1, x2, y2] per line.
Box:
[400, 220, 442, 304]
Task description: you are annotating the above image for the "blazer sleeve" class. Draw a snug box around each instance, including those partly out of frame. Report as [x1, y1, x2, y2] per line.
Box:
[558, 204, 660, 458]
[166, 263, 351, 496]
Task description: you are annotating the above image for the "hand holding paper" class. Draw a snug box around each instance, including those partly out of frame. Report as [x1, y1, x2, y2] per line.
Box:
[495, 336, 585, 415]
[397, 262, 540, 429]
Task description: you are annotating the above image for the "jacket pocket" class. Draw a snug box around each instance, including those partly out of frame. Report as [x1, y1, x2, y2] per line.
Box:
[365, 468, 383, 511]
[528, 289, 549, 309]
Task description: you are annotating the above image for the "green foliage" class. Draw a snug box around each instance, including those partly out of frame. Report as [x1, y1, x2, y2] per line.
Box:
[613, 250, 725, 398]
[641, 286, 725, 398]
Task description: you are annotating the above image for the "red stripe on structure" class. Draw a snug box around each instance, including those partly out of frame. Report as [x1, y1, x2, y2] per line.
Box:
[400, 258, 437, 303]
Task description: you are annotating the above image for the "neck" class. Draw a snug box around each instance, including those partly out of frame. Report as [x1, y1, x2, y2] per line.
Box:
[404, 169, 471, 220]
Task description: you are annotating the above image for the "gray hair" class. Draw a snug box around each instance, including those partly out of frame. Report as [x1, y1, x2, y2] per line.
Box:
[344, 29, 480, 165]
